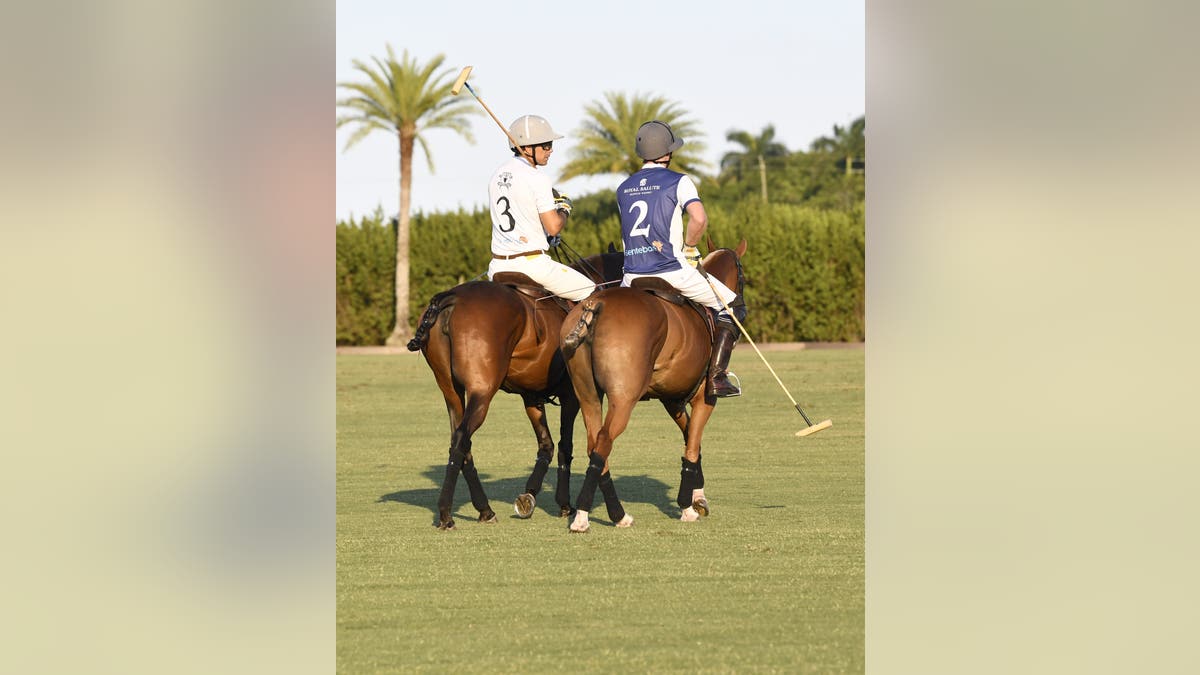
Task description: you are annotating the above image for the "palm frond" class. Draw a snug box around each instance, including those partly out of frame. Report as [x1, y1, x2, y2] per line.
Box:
[559, 90, 708, 181]
[336, 44, 480, 175]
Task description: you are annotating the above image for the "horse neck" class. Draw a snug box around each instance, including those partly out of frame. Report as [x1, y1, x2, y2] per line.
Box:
[572, 252, 623, 285]
[704, 250, 743, 294]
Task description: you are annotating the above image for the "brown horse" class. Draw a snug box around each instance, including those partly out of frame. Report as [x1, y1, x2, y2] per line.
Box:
[559, 241, 747, 533]
[408, 251, 624, 530]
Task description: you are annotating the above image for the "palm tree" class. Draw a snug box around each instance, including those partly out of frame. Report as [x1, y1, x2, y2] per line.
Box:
[720, 125, 789, 204]
[558, 91, 707, 181]
[336, 45, 478, 345]
[810, 116, 865, 175]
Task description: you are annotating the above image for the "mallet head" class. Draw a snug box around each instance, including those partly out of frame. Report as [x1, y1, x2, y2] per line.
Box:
[795, 419, 833, 438]
[451, 66, 473, 95]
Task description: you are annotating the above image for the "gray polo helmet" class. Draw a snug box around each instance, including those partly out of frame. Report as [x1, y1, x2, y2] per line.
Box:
[508, 114, 564, 149]
[635, 120, 685, 160]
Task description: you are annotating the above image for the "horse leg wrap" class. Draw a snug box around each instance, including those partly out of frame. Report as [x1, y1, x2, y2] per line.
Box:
[555, 448, 573, 510]
[575, 452, 606, 514]
[677, 457, 702, 508]
[694, 453, 705, 488]
[525, 455, 551, 496]
[597, 472, 626, 523]
[437, 450, 465, 513]
[459, 456, 492, 514]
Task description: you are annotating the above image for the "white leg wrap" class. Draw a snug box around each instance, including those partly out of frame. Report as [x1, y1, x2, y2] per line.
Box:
[680, 506, 700, 522]
[569, 509, 590, 533]
[615, 513, 634, 528]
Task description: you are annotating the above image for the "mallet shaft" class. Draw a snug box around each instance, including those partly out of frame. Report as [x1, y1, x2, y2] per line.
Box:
[461, 81, 524, 152]
[702, 269, 830, 434]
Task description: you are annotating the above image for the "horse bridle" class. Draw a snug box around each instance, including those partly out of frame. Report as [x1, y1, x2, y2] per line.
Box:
[713, 247, 745, 297]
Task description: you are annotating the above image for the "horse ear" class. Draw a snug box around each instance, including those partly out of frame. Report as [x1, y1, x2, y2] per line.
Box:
[608, 241, 617, 253]
[735, 238, 747, 259]
[705, 234, 716, 252]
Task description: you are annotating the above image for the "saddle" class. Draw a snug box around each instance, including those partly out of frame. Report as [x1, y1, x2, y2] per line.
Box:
[628, 277, 716, 339]
[493, 272, 573, 315]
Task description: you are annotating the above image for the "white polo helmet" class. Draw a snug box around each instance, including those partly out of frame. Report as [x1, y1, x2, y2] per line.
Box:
[508, 114, 564, 149]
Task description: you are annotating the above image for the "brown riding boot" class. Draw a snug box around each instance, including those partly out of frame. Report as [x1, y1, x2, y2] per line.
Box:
[707, 324, 741, 397]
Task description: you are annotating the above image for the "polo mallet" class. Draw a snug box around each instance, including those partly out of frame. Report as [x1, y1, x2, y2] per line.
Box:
[700, 268, 833, 437]
[450, 66, 532, 167]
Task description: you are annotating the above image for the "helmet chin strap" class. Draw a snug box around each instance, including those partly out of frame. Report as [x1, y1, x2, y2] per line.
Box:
[516, 145, 537, 168]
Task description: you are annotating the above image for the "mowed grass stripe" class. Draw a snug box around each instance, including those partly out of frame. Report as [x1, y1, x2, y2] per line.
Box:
[338, 348, 863, 673]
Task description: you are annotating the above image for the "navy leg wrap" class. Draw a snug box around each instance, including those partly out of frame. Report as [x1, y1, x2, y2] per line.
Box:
[460, 457, 490, 513]
[438, 450, 465, 511]
[525, 455, 551, 495]
[555, 448, 574, 509]
[676, 457, 701, 508]
[598, 472, 625, 523]
[575, 452, 606, 513]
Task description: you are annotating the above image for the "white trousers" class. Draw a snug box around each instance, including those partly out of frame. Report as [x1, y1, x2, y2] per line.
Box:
[622, 262, 737, 311]
[488, 253, 596, 301]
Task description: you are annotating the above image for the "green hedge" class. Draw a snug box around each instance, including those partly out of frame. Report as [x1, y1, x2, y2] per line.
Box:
[706, 201, 864, 342]
[336, 210, 395, 345]
[337, 200, 863, 344]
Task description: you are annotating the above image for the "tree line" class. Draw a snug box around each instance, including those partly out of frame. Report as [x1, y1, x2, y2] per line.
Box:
[337, 45, 864, 345]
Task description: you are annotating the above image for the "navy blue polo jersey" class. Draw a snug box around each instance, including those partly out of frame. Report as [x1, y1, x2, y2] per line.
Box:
[616, 166, 697, 274]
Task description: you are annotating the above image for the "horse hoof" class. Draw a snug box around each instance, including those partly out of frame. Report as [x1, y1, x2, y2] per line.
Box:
[568, 511, 590, 533]
[692, 498, 709, 517]
[514, 493, 535, 519]
[478, 510, 498, 524]
[559, 505, 574, 518]
[615, 514, 634, 528]
[680, 506, 700, 522]
[436, 519, 456, 531]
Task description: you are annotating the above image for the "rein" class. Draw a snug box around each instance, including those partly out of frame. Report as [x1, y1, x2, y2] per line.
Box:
[552, 237, 605, 283]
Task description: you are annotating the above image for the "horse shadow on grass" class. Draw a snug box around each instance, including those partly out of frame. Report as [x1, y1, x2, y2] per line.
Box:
[378, 465, 677, 526]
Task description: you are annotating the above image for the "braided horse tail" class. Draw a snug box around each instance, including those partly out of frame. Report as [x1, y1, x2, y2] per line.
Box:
[561, 299, 603, 358]
[406, 290, 457, 352]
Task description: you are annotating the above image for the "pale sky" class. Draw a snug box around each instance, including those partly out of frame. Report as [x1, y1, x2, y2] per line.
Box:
[336, 0, 864, 221]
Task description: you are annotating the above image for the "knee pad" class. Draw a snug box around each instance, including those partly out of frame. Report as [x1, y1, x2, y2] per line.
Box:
[730, 294, 747, 323]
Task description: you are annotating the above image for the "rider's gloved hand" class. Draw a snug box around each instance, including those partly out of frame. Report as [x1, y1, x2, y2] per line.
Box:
[682, 245, 701, 267]
[552, 189, 573, 216]
[547, 234, 563, 248]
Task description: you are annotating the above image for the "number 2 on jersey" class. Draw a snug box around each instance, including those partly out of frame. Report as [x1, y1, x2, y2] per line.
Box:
[628, 200, 650, 238]
[496, 196, 515, 232]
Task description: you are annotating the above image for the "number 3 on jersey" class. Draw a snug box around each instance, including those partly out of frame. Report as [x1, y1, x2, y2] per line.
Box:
[627, 200, 650, 238]
[496, 196, 515, 232]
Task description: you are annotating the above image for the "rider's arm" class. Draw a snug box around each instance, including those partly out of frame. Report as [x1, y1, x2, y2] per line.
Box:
[540, 208, 566, 236]
[680, 175, 706, 247]
[684, 200, 707, 247]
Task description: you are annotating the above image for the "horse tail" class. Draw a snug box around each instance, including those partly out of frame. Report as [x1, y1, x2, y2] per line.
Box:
[406, 290, 457, 352]
[562, 299, 603, 358]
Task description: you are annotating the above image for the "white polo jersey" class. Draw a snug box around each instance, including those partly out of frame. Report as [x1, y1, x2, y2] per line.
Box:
[488, 156, 554, 255]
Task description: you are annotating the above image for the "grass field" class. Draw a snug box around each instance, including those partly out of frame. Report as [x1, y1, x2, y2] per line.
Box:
[337, 347, 864, 673]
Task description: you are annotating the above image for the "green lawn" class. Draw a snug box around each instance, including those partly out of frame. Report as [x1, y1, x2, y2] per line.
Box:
[337, 347, 864, 673]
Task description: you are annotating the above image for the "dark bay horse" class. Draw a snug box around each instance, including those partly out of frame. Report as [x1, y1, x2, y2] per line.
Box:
[558, 241, 747, 533]
[408, 251, 623, 530]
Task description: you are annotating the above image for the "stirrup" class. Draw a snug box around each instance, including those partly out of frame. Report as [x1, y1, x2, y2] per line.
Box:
[709, 372, 742, 398]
